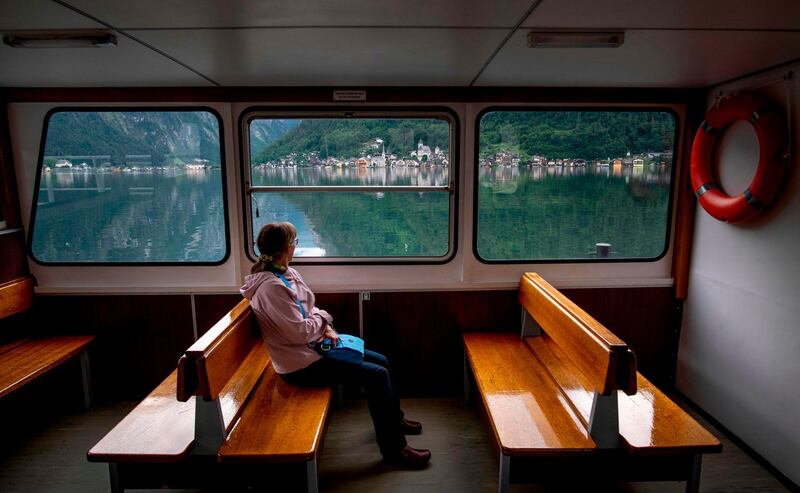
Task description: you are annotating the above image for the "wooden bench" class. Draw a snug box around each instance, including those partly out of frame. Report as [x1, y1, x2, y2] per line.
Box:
[0, 276, 94, 407]
[89, 298, 333, 492]
[463, 272, 721, 493]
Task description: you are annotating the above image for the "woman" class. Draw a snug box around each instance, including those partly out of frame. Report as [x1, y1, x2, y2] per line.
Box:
[240, 222, 431, 469]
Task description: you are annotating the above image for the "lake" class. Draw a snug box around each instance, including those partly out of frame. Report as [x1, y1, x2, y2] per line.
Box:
[30, 163, 671, 262]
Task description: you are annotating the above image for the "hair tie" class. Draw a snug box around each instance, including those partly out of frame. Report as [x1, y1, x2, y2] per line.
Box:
[258, 254, 272, 263]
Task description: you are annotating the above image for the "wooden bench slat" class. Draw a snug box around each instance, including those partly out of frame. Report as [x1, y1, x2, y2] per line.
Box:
[178, 298, 251, 400]
[0, 276, 34, 320]
[218, 338, 271, 432]
[524, 334, 595, 426]
[0, 337, 32, 357]
[0, 335, 94, 398]
[526, 334, 722, 454]
[520, 273, 636, 394]
[186, 298, 251, 355]
[218, 364, 332, 462]
[619, 374, 721, 453]
[87, 370, 196, 463]
[464, 332, 596, 455]
[186, 299, 263, 401]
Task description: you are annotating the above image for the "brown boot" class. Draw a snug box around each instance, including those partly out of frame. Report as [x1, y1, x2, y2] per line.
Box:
[384, 445, 431, 469]
[401, 417, 423, 435]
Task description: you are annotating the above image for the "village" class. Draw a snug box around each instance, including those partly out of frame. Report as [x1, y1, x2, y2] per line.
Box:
[254, 138, 450, 169]
[479, 149, 673, 168]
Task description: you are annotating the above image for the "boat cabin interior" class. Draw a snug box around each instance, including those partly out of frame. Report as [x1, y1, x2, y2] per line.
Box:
[1, 1, 798, 492]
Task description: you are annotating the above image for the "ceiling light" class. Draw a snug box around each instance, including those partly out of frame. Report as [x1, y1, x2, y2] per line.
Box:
[2, 31, 117, 48]
[527, 30, 624, 48]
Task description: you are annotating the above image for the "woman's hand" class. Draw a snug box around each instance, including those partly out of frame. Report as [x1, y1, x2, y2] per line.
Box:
[321, 325, 339, 347]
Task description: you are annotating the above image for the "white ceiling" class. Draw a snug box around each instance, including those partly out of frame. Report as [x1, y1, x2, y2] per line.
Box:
[0, 0, 798, 88]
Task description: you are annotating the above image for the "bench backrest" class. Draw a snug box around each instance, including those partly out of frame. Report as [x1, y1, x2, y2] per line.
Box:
[519, 272, 637, 395]
[177, 298, 271, 433]
[0, 276, 34, 320]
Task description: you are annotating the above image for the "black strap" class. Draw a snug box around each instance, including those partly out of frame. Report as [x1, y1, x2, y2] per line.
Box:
[695, 182, 716, 199]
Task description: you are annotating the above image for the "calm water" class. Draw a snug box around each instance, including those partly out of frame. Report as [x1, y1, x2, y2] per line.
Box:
[31, 168, 226, 262]
[31, 163, 671, 262]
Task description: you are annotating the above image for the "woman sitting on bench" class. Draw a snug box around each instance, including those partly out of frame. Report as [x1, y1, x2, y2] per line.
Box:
[240, 221, 431, 469]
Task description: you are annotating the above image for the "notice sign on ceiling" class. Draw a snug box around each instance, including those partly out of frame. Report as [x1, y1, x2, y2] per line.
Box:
[333, 90, 367, 102]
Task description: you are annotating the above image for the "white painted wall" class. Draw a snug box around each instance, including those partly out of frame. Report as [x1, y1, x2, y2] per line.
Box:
[677, 62, 800, 484]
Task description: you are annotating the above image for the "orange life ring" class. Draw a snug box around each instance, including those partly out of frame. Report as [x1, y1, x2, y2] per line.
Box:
[690, 92, 789, 223]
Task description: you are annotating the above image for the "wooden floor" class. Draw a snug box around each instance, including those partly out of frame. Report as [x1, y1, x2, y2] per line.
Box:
[0, 395, 791, 492]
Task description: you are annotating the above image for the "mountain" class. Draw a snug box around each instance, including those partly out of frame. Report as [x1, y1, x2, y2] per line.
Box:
[42, 110, 676, 168]
[249, 119, 300, 158]
[43, 111, 222, 166]
[254, 118, 451, 163]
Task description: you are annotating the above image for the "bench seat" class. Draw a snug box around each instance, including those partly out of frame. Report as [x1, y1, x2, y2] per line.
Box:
[219, 363, 332, 462]
[0, 335, 94, 399]
[90, 298, 332, 492]
[463, 273, 721, 492]
[1, 276, 95, 403]
[87, 370, 195, 463]
[524, 333, 720, 454]
[463, 331, 594, 455]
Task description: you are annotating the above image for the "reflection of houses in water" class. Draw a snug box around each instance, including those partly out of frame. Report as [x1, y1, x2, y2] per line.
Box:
[623, 151, 634, 166]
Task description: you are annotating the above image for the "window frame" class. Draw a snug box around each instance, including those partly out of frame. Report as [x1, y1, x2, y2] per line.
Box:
[239, 106, 460, 265]
[472, 105, 680, 265]
[28, 106, 231, 266]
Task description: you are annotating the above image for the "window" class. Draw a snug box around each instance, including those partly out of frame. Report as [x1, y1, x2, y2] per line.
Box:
[475, 109, 677, 262]
[30, 108, 228, 264]
[243, 110, 455, 261]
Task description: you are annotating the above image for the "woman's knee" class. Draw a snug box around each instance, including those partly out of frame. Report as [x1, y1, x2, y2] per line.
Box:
[364, 349, 389, 367]
[362, 362, 391, 386]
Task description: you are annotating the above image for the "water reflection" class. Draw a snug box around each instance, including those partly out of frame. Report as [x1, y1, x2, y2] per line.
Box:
[32, 167, 225, 262]
[252, 164, 450, 187]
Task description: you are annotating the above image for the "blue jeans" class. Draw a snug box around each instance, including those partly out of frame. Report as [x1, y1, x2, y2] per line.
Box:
[280, 349, 407, 455]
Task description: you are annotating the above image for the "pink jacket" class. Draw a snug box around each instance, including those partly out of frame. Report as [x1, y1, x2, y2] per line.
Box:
[240, 268, 332, 374]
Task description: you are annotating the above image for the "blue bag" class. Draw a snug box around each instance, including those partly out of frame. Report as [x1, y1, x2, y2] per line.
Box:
[313, 334, 365, 365]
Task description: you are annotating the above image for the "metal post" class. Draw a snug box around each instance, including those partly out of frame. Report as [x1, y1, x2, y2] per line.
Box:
[687, 454, 702, 493]
[588, 391, 619, 448]
[79, 350, 93, 409]
[191, 398, 225, 455]
[109, 463, 122, 493]
[521, 308, 543, 337]
[306, 457, 319, 493]
[498, 453, 510, 493]
[336, 383, 344, 407]
[463, 352, 472, 406]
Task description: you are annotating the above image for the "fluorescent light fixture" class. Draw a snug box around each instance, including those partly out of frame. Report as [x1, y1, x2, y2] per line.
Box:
[527, 30, 624, 48]
[3, 31, 117, 48]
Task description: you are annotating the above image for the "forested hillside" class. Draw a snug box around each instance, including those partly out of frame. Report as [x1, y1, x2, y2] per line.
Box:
[42, 110, 675, 167]
[43, 111, 222, 165]
[254, 118, 451, 163]
[479, 111, 675, 159]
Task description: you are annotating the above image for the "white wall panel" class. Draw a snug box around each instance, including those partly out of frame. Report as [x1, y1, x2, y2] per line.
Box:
[0, 32, 213, 87]
[65, 0, 532, 28]
[678, 62, 800, 484]
[478, 29, 800, 88]
[523, 0, 800, 30]
[134, 28, 507, 86]
[0, 0, 101, 30]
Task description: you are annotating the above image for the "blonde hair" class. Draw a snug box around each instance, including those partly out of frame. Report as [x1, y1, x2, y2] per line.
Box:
[251, 222, 297, 274]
